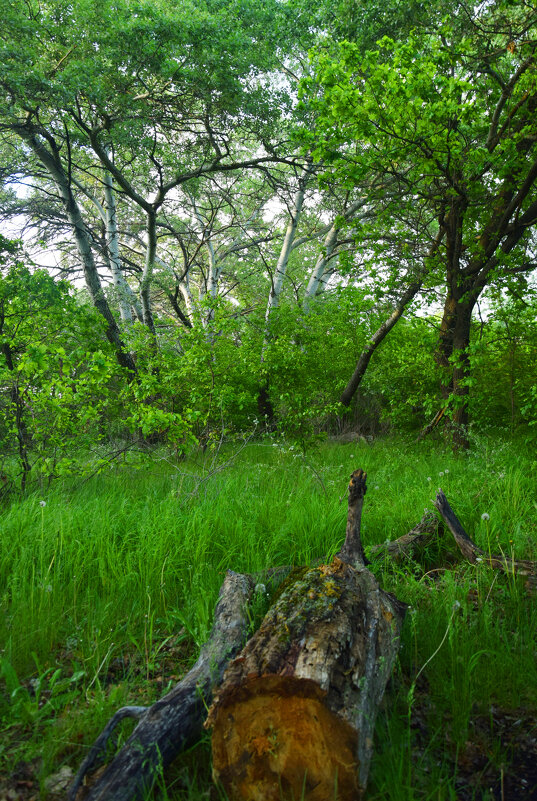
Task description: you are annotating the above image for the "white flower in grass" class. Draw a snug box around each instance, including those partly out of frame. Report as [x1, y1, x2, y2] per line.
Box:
[39, 500, 46, 507]
[375, 486, 380, 490]
[444, 469, 449, 474]
[481, 512, 490, 521]
[427, 476, 432, 481]
[439, 471, 444, 477]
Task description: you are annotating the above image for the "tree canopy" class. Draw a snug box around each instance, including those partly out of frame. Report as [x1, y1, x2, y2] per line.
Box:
[0, 0, 536, 485]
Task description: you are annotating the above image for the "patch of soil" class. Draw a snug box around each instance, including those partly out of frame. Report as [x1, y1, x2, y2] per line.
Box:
[454, 708, 537, 800]
[0, 758, 41, 801]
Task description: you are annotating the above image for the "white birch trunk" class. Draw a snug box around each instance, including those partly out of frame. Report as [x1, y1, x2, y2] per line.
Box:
[180, 274, 196, 324]
[18, 128, 135, 372]
[140, 212, 157, 335]
[303, 227, 339, 309]
[103, 172, 135, 325]
[303, 198, 370, 310]
[264, 166, 312, 333]
[71, 173, 142, 324]
[186, 191, 221, 327]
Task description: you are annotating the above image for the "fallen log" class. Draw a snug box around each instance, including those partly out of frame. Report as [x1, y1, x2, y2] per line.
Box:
[68, 570, 254, 801]
[206, 470, 407, 801]
[368, 509, 441, 562]
[434, 489, 537, 584]
[416, 406, 447, 442]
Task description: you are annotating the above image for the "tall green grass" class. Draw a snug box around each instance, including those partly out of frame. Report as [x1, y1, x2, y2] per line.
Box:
[1, 433, 536, 797]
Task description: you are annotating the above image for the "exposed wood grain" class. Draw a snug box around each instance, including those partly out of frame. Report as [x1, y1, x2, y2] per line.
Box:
[207, 470, 406, 801]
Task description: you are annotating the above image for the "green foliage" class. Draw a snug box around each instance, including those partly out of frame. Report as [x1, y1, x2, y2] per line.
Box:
[469, 293, 537, 431]
[0, 656, 85, 728]
[0, 243, 120, 489]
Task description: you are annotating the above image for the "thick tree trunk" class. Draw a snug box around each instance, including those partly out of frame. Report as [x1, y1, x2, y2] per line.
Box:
[436, 291, 476, 450]
[207, 470, 406, 801]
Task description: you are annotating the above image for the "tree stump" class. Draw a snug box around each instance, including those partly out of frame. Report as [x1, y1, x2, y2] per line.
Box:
[206, 470, 406, 801]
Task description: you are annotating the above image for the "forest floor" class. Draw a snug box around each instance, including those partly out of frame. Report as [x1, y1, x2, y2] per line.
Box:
[1, 432, 537, 800]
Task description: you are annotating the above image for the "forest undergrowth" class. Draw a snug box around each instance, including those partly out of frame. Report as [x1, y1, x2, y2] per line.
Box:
[1, 433, 537, 800]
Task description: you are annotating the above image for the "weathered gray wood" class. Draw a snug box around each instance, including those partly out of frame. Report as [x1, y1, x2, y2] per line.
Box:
[207, 469, 406, 801]
[69, 570, 254, 801]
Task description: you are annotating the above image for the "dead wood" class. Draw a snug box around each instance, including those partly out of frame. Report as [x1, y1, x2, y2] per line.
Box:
[68, 570, 254, 801]
[69, 472, 451, 801]
[207, 469, 406, 801]
[416, 406, 447, 441]
[368, 510, 441, 561]
[434, 489, 537, 579]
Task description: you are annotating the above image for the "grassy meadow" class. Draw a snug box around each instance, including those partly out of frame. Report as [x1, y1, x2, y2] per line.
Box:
[1, 433, 537, 799]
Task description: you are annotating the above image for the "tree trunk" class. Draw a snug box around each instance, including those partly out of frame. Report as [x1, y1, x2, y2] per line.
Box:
[0, 337, 31, 491]
[103, 172, 135, 325]
[340, 280, 422, 407]
[16, 127, 136, 375]
[262, 163, 313, 355]
[140, 212, 157, 336]
[303, 197, 369, 310]
[436, 291, 476, 450]
[207, 470, 406, 801]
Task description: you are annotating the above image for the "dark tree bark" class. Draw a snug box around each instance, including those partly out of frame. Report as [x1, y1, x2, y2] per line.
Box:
[434, 489, 537, 582]
[207, 470, 406, 801]
[340, 281, 422, 407]
[435, 289, 476, 450]
[68, 571, 254, 801]
[368, 510, 441, 561]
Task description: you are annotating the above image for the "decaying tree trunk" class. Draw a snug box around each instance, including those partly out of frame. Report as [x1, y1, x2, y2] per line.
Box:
[206, 470, 407, 801]
[434, 490, 537, 584]
[68, 571, 254, 801]
[368, 509, 441, 562]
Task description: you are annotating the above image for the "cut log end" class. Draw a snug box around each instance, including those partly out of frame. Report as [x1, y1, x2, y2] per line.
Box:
[210, 675, 361, 801]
